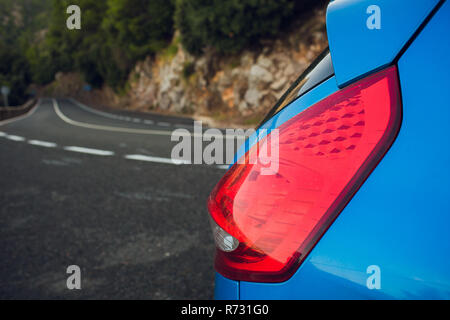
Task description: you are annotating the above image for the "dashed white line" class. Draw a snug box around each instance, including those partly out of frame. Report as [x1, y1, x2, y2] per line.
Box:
[5, 135, 25, 142]
[124, 154, 230, 170]
[64, 146, 114, 156]
[69, 98, 124, 121]
[69, 98, 181, 129]
[125, 154, 190, 165]
[0, 100, 41, 126]
[1, 126, 230, 169]
[28, 140, 57, 148]
[53, 99, 183, 136]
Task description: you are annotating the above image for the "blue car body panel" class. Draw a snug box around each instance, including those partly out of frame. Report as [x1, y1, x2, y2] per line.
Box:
[214, 273, 240, 300]
[215, 76, 340, 300]
[215, 0, 450, 299]
[327, 0, 440, 87]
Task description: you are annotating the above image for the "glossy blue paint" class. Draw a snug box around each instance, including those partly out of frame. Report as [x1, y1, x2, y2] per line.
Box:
[215, 75, 340, 300]
[238, 0, 450, 299]
[327, 0, 440, 87]
[214, 272, 239, 300]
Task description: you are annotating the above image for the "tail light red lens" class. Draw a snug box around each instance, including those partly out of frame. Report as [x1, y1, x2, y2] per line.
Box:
[207, 66, 402, 282]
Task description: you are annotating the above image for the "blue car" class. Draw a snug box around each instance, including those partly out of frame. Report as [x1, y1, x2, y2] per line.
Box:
[208, 0, 450, 299]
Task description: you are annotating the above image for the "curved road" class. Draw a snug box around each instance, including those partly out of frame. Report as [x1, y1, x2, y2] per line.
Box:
[0, 98, 226, 299]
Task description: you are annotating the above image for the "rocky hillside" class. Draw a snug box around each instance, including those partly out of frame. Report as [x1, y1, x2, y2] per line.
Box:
[44, 6, 328, 127]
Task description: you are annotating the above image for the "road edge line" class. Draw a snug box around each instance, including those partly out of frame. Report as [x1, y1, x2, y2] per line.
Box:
[0, 99, 40, 126]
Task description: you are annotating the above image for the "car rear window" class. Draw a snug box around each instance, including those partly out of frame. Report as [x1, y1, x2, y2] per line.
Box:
[259, 48, 334, 127]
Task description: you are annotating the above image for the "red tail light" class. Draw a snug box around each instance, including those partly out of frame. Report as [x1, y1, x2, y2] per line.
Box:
[207, 66, 402, 282]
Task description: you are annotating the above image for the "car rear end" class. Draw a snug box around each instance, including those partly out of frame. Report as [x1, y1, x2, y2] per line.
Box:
[209, 0, 450, 299]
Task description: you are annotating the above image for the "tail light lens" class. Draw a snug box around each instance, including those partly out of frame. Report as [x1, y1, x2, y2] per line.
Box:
[207, 66, 402, 282]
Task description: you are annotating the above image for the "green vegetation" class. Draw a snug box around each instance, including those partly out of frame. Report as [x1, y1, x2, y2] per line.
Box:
[0, 0, 50, 105]
[0, 0, 318, 105]
[101, 0, 175, 87]
[182, 61, 195, 80]
[40, 0, 175, 89]
[160, 36, 180, 62]
[175, 0, 317, 55]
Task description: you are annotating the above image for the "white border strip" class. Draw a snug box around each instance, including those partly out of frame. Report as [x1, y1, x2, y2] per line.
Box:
[125, 154, 190, 165]
[64, 146, 114, 156]
[53, 99, 208, 137]
[0, 99, 40, 126]
[28, 140, 57, 148]
[5, 134, 25, 141]
[59, 99, 240, 139]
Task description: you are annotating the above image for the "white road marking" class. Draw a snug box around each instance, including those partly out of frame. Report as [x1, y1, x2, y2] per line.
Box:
[64, 146, 114, 156]
[0, 131, 7, 137]
[0, 100, 40, 126]
[6, 135, 25, 141]
[28, 140, 57, 148]
[125, 154, 229, 169]
[69, 98, 180, 128]
[53, 99, 238, 139]
[125, 154, 191, 165]
[68, 98, 243, 136]
[68, 98, 125, 121]
[54, 99, 174, 136]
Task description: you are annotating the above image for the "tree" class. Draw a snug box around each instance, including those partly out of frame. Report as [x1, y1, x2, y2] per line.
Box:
[0, 43, 31, 105]
[101, 0, 175, 88]
[175, 0, 316, 55]
[0, 0, 49, 104]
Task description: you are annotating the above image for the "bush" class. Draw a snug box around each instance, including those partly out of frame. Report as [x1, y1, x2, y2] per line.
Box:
[0, 44, 31, 105]
[104, 0, 175, 59]
[175, 0, 317, 55]
[42, 0, 108, 87]
[182, 61, 195, 80]
[41, 0, 175, 89]
[101, 0, 175, 87]
[0, 0, 50, 103]
[0, 0, 320, 102]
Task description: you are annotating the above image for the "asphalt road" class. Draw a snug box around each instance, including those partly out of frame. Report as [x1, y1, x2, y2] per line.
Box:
[0, 98, 227, 299]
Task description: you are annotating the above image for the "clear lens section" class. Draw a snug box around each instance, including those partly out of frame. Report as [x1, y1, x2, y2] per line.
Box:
[210, 217, 239, 252]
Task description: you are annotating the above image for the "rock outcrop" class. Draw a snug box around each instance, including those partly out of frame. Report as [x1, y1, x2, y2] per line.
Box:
[46, 6, 328, 127]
